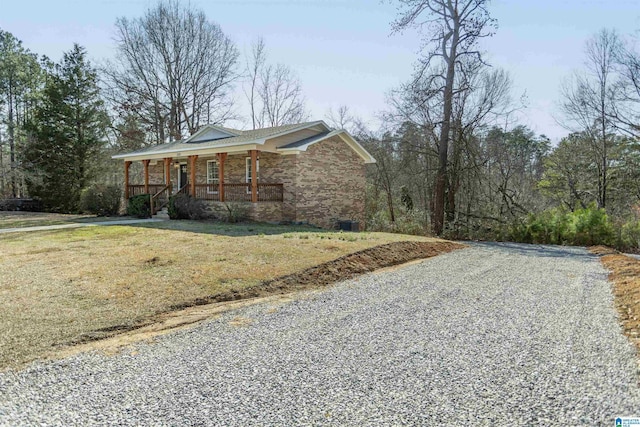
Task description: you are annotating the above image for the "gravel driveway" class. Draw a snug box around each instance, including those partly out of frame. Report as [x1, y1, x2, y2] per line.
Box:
[1, 242, 639, 426]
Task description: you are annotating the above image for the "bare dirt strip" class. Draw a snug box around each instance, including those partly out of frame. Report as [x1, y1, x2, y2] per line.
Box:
[590, 245, 640, 355]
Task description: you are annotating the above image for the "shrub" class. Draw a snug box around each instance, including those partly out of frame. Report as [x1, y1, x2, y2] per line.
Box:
[80, 184, 122, 216]
[618, 221, 640, 251]
[127, 194, 151, 218]
[223, 202, 249, 223]
[504, 205, 614, 247]
[566, 206, 613, 246]
[168, 194, 207, 220]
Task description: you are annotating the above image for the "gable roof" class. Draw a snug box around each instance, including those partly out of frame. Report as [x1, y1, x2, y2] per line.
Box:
[278, 129, 375, 163]
[112, 120, 375, 163]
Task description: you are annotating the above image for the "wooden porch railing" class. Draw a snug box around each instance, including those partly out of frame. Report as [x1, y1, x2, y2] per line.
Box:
[150, 185, 171, 215]
[223, 183, 252, 202]
[194, 183, 284, 202]
[256, 183, 284, 202]
[127, 183, 283, 203]
[193, 184, 221, 201]
[128, 184, 167, 198]
[176, 184, 190, 195]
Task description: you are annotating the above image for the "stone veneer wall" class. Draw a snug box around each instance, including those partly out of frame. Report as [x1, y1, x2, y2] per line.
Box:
[294, 136, 366, 229]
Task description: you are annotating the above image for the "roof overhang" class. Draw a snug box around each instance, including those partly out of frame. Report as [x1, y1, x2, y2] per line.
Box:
[110, 120, 375, 163]
[112, 142, 266, 162]
[277, 129, 376, 164]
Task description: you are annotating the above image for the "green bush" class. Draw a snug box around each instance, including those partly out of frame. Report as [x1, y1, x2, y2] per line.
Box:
[127, 194, 151, 218]
[566, 206, 613, 246]
[80, 184, 122, 216]
[505, 205, 614, 247]
[620, 221, 640, 251]
[168, 194, 207, 220]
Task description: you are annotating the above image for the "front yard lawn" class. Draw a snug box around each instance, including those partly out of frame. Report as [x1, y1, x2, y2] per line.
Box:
[0, 211, 99, 229]
[0, 219, 447, 369]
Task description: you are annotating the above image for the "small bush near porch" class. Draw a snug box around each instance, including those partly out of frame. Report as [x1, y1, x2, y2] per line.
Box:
[0, 218, 446, 370]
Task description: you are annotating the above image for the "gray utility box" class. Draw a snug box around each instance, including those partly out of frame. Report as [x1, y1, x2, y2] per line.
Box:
[338, 220, 359, 232]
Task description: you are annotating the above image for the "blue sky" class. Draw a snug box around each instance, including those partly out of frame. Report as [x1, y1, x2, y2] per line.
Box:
[1, 0, 639, 141]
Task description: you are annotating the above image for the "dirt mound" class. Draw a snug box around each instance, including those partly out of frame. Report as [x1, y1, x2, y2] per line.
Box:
[589, 247, 640, 354]
[76, 241, 464, 344]
[170, 241, 464, 309]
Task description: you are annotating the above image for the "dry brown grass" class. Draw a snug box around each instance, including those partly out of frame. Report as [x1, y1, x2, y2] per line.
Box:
[0, 220, 448, 369]
[589, 246, 640, 353]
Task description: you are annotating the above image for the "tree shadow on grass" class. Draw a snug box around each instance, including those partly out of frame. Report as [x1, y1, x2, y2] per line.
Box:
[127, 219, 332, 237]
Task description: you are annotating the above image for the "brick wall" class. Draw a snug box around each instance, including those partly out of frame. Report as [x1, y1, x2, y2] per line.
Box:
[126, 139, 365, 229]
[294, 136, 366, 229]
[203, 201, 283, 223]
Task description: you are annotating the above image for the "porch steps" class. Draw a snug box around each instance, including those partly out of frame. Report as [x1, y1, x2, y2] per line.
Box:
[154, 208, 170, 220]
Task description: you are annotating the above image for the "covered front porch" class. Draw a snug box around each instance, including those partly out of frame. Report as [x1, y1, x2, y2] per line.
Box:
[123, 150, 284, 214]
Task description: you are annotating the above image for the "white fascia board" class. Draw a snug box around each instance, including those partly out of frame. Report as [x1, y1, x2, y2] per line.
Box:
[338, 131, 376, 164]
[262, 121, 329, 142]
[112, 141, 284, 162]
[276, 130, 376, 164]
[111, 140, 280, 161]
[185, 124, 240, 142]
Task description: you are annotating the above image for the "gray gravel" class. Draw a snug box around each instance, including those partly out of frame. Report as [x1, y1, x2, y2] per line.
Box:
[1, 242, 639, 426]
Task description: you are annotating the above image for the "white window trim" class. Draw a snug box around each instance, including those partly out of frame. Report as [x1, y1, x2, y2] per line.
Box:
[245, 157, 259, 193]
[207, 159, 219, 194]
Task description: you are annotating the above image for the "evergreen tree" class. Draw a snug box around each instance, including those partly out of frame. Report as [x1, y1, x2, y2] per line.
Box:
[0, 29, 43, 197]
[23, 44, 108, 212]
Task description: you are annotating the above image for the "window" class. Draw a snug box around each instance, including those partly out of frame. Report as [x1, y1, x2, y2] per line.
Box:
[245, 157, 259, 184]
[207, 160, 219, 193]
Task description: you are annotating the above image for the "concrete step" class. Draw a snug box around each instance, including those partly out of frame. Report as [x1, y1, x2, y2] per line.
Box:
[154, 207, 170, 220]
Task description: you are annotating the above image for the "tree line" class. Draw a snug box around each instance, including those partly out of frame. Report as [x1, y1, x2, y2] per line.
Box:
[360, 0, 640, 249]
[0, 1, 308, 211]
[1, 0, 640, 249]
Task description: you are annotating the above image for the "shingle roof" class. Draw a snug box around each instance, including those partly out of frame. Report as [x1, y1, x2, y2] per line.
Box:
[115, 121, 325, 158]
[278, 131, 332, 149]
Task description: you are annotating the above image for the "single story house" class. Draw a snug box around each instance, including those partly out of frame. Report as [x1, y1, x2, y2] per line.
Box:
[112, 120, 376, 229]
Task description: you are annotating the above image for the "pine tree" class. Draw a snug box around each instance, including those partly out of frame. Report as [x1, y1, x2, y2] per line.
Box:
[23, 44, 108, 212]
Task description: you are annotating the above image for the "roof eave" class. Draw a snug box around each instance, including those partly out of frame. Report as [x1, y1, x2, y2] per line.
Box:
[111, 140, 267, 161]
[276, 129, 376, 164]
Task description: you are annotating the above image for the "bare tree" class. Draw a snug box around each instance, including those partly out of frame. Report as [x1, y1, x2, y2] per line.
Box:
[325, 105, 356, 131]
[243, 38, 308, 129]
[392, 0, 496, 235]
[561, 29, 621, 208]
[245, 38, 266, 130]
[258, 64, 307, 127]
[106, 0, 239, 143]
[613, 36, 640, 137]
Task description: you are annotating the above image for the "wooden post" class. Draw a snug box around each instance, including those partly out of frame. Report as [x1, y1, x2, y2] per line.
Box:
[188, 155, 198, 197]
[124, 161, 131, 199]
[250, 149, 258, 203]
[217, 152, 227, 202]
[142, 159, 150, 194]
[163, 157, 172, 191]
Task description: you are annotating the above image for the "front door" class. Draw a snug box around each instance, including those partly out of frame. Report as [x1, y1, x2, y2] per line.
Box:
[179, 164, 188, 190]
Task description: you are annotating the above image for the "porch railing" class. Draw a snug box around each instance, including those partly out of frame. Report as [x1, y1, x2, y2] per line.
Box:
[194, 183, 283, 202]
[129, 184, 168, 198]
[150, 185, 171, 215]
[176, 184, 189, 195]
[256, 183, 284, 202]
[127, 183, 283, 203]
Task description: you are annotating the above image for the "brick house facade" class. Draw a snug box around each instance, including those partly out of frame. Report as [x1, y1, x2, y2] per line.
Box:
[114, 121, 374, 229]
